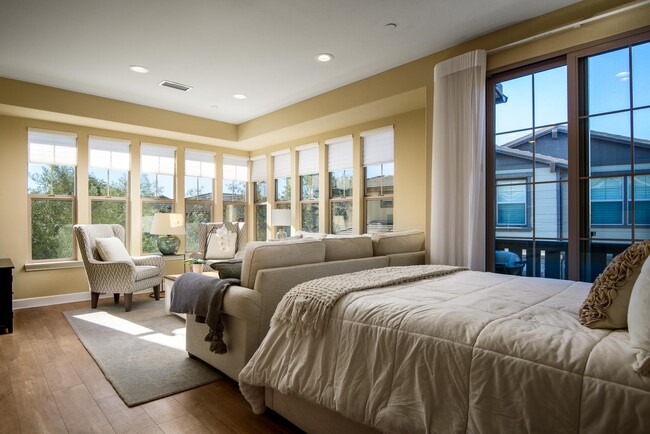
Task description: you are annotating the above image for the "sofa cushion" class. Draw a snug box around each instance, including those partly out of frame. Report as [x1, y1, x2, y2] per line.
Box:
[240, 239, 326, 289]
[210, 259, 243, 280]
[206, 229, 237, 259]
[324, 236, 373, 262]
[371, 230, 425, 256]
[134, 265, 160, 280]
[95, 237, 134, 264]
[628, 254, 650, 374]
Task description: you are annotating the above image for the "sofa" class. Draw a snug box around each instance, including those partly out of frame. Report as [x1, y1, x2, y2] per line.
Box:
[185, 230, 425, 380]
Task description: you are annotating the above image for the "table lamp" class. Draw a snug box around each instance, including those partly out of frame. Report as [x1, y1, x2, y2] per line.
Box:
[150, 213, 185, 255]
[271, 209, 292, 240]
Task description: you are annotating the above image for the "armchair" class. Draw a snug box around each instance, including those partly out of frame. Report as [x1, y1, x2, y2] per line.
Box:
[73, 224, 164, 311]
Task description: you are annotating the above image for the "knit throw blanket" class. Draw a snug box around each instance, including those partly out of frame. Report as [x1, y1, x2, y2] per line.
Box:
[272, 265, 467, 336]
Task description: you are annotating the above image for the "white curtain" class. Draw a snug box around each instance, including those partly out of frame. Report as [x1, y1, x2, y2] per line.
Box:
[430, 50, 486, 270]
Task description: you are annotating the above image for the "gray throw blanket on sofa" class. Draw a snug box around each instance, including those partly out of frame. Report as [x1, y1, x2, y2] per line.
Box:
[170, 273, 239, 354]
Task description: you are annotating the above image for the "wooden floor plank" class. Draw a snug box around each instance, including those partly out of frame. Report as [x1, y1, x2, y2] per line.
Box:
[59, 340, 117, 401]
[96, 395, 163, 434]
[142, 396, 189, 425]
[157, 413, 212, 434]
[11, 375, 68, 434]
[52, 383, 116, 434]
[0, 363, 21, 434]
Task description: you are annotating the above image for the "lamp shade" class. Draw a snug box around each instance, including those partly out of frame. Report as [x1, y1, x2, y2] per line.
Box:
[271, 209, 291, 227]
[150, 213, 185, 235]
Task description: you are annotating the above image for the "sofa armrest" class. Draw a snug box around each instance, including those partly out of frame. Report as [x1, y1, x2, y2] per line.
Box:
[222, 285, 261, 321]
[253, 256, 389, 338]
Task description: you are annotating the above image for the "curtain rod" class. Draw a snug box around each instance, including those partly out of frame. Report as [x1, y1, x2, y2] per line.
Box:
[487, 0, 650, 55]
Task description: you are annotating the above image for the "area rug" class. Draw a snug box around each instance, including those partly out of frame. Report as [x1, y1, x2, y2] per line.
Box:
[64, 299, 224, 407]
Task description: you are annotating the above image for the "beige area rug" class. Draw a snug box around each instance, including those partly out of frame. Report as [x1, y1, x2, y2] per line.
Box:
[64, 299, 224, 407]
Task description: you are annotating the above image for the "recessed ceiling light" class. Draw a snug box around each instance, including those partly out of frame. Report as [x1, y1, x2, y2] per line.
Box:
[316, 53, 334, 62]
[129, 65, 149, 74]
[211, 105, 219, 109]
[232, 93, 247, 100]
[384, 23, 397, 30]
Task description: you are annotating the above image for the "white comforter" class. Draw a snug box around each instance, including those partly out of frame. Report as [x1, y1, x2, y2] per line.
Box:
[239, 270, 650, 433]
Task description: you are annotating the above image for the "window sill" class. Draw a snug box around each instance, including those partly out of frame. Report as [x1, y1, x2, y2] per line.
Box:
[25, 260, 83, 272]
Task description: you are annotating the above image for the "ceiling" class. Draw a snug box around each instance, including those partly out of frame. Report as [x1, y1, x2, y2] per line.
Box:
[0, 0, 580, 125]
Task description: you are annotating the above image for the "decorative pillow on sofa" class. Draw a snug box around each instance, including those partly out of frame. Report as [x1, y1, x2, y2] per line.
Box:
[628, 253, 650, 374]
[579, 240, 650, 329]
[95, 237, 133, 264]
[210, 260, 243, 280]
[206, 228, 237, 259]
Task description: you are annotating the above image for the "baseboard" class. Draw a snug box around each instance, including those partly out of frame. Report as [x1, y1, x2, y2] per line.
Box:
[14, 289, 157, 310]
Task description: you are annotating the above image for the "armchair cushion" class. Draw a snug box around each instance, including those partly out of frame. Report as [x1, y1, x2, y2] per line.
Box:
[135, 265, 162, 280]
[95, 237, 134, 264]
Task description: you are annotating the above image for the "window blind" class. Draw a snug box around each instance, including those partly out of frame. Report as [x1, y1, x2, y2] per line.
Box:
[28, 128, 78, 166]
[223, 155, 248, 181]
[89, 136, 130, 171]
[362, 127, 394, 166]
[298, 144, 319, 175]
[327, 137, 352, 171]
[185, 149, 216, 178]
[273, 152, 291, 179]
[141, 143, 176, 175]
[251, 155, 267, 182]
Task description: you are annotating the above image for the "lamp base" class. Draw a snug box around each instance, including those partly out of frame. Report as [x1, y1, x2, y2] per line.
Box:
[157, 235, 180, 255]
[277, 229, 287, 240]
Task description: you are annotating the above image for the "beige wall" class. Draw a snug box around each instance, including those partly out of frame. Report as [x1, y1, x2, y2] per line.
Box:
[0, 0, 648, 301]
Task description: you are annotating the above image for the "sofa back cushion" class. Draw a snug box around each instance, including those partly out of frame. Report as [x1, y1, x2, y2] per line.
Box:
[241, 239, 326, 289]
[324, 236, 373, 262]
[371, 230, 425, 256]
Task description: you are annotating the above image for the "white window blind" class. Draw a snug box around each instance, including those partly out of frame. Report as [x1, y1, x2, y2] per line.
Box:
[298, 144, 319, 175]
[327, 137, 352, 171]
[141, 143, 176, 175]
[273, 152, 291, 179]
[89, 136, 130, 170]
[223, 155, 248, 181]
[362, 127, 394, 166]
[28, 129, 78, 166]
[185, 149, 216, 178]
[251, 156, 267, 182]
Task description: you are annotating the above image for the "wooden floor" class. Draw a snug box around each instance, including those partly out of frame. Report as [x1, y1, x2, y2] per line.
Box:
[0, 294, 302, 434]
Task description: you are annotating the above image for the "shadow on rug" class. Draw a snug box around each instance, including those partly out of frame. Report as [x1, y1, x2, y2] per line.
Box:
[64, 299, 224, 407]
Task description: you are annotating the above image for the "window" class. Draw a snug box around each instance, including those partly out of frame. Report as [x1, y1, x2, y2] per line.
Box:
[362, 127, 394, 233]
[496, 179, 527, 226]
[141, 143, 175, 254]
[223, 155, 247, 223]
[185, 149, 215, 252]
[298, 144, 319, 232]
[251, 156, 268, 241]
[88, 137, 130, 235]
[28, 129, 77, 260]
[488, 33, 650, 282]
[327, 136, 353, 234]
[273, 151, 292, 236]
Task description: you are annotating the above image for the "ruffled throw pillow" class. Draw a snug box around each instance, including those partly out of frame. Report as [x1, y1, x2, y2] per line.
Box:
[579, 240, 650, 329]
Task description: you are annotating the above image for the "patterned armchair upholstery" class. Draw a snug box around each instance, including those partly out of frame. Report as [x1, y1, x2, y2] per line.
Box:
[194, 222, 247, 270]
[73, 224, 164, 311]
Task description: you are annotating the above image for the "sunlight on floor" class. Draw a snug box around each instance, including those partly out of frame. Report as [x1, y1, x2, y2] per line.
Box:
[74, 313, 188, 352]
[74, 311, 153, 335]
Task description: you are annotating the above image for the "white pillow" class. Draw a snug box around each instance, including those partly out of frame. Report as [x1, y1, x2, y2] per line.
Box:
[95, 237, 133, 264]
[628, 256, 650, 374]
[206, 231, 237, 259]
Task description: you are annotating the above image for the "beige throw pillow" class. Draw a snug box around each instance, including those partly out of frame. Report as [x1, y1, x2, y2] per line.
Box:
[95, 237, 133, 264]
[579, 240, 650, 329]
[206, 230, 237, 259]
[628, 255, 650, 374]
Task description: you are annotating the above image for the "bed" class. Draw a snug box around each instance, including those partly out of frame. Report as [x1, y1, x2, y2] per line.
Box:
[238, 267, 650, 433]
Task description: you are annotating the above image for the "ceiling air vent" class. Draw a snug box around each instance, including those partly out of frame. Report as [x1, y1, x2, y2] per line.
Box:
[158, 80, 193, 92]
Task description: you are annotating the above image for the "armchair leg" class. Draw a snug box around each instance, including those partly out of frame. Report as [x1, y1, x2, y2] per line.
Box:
[153, 284, 161, 301]
[114, 294, 120, 304]
[91, 292, 100, 309]
[124, 293, 133, 312]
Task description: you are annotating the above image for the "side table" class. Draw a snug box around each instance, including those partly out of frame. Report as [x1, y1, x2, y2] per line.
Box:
[164, 271, 220, 318]
[0, 258, 15, 334]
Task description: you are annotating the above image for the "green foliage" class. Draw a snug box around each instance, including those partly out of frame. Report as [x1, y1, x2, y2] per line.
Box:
[301, 203, 319, 232]
[255, 204, 267, 241]
[185, 203, 212, 252]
